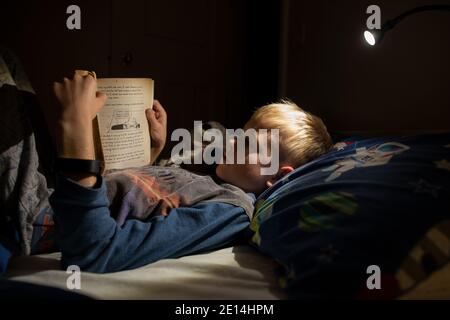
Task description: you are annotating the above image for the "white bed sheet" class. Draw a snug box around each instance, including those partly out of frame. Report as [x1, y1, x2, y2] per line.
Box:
[6, 245, 286, 300]
[8, 244, 450, 299]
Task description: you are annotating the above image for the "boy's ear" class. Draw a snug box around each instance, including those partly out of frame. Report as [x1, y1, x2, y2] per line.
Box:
[265, 166, 294, 188]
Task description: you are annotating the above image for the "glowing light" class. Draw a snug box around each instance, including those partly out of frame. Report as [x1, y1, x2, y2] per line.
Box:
[364, 30, 376, 46]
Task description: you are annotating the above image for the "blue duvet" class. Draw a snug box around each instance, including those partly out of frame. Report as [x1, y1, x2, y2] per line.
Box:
[250, 133, 450, 298]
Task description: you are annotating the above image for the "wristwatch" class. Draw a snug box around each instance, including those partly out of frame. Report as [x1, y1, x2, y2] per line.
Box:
[55, 157, 104, 175]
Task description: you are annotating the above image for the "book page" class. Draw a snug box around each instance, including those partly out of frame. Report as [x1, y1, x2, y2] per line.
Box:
[96, 78, 153, 171]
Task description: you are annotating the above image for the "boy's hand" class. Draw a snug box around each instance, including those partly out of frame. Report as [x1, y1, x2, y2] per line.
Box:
[48, 72, 107, 186]
[53, 72, 107, 125]
[146, 100, 167, 165]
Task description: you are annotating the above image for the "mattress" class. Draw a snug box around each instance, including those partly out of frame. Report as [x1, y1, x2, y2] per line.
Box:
[6, 245, 286, 300]
[6, 244, 450, 299]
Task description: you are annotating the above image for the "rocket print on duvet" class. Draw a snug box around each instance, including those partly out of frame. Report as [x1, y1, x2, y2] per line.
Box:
[322, 142, 410, 182]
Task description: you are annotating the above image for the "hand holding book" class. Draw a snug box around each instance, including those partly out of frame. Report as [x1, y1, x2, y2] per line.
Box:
[50, 71, 107, 187]
[146, 100, 167, 165]
[50, 70, 158, 185]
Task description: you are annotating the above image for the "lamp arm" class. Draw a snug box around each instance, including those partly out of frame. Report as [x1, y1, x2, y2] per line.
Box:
[382, 4, 450, 31]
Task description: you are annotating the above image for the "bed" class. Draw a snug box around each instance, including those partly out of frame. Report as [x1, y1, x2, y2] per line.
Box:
[6, 245, 285, 300]
[4, 135, 450, 300]
[4, 133, 450, 299]
[6, 244, 450, 300]
[3, 125, 450, 300]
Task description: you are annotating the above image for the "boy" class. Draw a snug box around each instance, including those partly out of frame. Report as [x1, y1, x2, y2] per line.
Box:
[1, 63, 331, 273]
[215, 101, 332, 194]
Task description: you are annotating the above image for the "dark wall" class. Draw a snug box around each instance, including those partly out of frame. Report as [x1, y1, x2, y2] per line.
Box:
[0, 1, 111, 114]
[0, 0, 281, 158]
[242, 0, 280, 119]
[0, 0, 279, 128]
[3, 1, 446, 137]
[283, 0, 450, 133]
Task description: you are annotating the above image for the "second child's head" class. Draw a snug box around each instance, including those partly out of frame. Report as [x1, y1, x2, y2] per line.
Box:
[216, 100, 332, 194]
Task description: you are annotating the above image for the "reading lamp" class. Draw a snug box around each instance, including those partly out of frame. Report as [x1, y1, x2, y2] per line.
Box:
[364, 4, 450, 46]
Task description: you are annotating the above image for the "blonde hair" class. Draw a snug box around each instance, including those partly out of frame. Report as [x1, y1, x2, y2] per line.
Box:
[245, 100, 332, 167]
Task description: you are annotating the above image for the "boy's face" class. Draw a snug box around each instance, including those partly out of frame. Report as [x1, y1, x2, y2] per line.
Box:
[215, 136, 271, 194]
[215, 123, 292, 194]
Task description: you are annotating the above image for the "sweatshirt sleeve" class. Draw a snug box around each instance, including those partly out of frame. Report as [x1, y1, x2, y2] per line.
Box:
[50, 174, 251, 273]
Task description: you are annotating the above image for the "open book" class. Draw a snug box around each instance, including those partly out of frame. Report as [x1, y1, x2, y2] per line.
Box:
[89, 76, 154, 172]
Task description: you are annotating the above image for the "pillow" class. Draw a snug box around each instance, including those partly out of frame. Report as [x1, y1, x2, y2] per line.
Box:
[250, 133, 450, 299]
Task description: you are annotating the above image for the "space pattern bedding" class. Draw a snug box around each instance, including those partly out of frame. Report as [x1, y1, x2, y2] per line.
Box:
[250, 133, 450, 298]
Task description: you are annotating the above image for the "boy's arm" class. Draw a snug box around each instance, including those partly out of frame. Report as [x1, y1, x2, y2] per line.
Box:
[51, 174, 250, 273]
[50, 72, 106, 187]
[47, 74, 250, 273]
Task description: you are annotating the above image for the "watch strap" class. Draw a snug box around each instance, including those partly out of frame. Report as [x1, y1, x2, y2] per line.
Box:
[55, 158, 103, 175]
